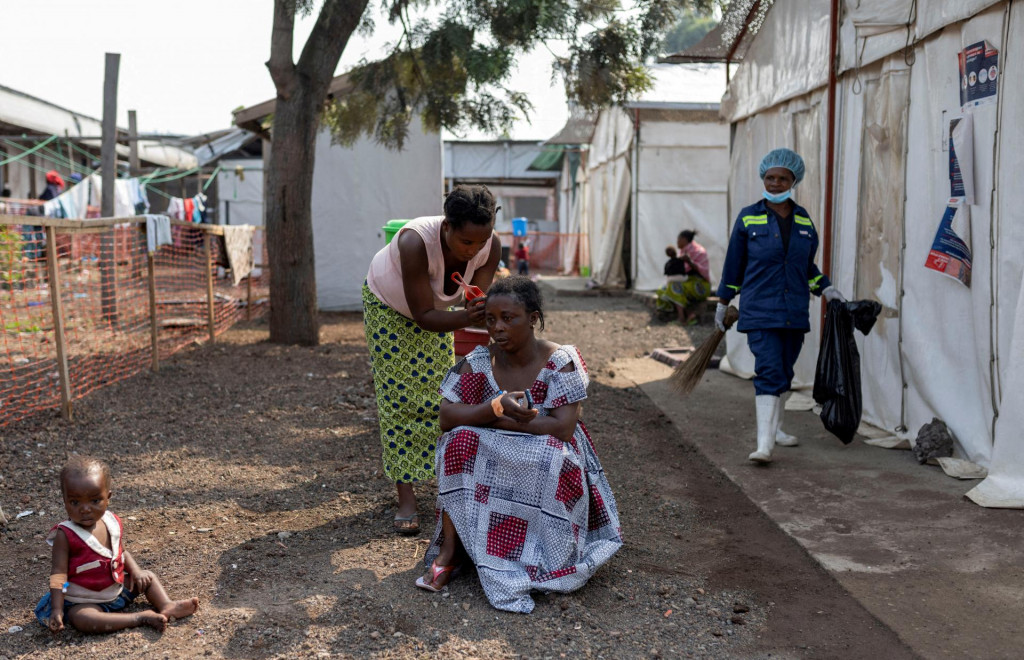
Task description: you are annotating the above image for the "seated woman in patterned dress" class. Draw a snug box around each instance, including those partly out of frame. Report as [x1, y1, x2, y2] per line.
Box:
[416, 276, 622, 613]
[655, 229, 712, 325]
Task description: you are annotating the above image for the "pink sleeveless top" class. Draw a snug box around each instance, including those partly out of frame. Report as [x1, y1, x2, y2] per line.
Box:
[366, 216, 493, 319]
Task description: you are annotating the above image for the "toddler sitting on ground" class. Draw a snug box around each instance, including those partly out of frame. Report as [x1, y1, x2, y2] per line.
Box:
[36, 456, 199, 634]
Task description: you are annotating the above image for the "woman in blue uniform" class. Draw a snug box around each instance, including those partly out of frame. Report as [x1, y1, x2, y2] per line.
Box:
[714, 148, 845, 463]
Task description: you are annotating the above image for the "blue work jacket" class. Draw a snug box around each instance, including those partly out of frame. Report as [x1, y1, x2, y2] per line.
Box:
[716, 199, 831, 333]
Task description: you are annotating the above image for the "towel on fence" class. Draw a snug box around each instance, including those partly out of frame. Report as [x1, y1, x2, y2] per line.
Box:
[165, 197, 185, 220]
[222, 224, 255, 285]
[144, 214, 172, 254]
[113, 179, 137, 217]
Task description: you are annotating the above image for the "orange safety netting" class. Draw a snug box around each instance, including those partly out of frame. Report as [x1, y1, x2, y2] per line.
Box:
[495, 231, 585, 275]
[0, 214, 268, 426]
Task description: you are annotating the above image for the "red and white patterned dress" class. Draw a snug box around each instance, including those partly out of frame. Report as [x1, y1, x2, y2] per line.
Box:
[426, 344, 623, 613]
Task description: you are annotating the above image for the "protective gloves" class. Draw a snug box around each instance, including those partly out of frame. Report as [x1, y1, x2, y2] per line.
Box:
[714, 302, 729, 332]
[823, 286, 846, 303]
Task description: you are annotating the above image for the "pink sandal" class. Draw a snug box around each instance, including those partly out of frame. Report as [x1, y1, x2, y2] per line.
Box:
[415, 560, 462, 592]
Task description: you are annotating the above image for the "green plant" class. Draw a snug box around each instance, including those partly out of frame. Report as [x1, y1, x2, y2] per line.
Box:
[3, 317, 44, 333]
[1, 226, 24, 284]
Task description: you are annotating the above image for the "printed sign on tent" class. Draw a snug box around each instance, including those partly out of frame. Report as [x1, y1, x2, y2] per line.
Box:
[925, 202, 972, 287]
[959, 40, 998, 111]
[949, 115, 975, 204]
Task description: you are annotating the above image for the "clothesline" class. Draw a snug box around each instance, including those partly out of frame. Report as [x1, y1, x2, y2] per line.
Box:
[0, 135, 58, 166]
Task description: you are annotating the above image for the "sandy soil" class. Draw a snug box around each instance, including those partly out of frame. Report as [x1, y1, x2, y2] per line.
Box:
[0, 295, 912, 659]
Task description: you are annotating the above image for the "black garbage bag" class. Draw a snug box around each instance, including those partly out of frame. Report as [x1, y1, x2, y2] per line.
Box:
[813, 299, 882, 444]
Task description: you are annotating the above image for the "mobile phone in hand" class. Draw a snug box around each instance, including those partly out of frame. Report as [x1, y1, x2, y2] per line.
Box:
[523, 390, 533, 409]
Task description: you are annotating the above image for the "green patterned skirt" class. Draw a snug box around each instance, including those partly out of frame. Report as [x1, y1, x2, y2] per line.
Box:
[655, 276, 710, 312]
[362, 283, 454, 483]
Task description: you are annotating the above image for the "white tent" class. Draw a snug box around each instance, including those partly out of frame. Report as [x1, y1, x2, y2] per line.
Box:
[234, 82, 443, 312]
[719, 0, 1024, 507]
[571, 64, 730, 290]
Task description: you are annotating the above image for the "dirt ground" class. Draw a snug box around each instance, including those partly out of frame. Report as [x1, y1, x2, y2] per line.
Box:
[0, 294, 914, 659]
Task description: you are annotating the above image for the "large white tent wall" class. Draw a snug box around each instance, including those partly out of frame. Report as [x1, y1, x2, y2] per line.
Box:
[719, 0, 1024, 506]
[577, 64, 729, 290]
[247, 122, 441, 311]
[311, 122, 442, 311]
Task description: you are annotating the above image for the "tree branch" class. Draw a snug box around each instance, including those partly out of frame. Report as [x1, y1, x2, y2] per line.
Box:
[297, 0, 371, 100]
[267, 0, 297, 98]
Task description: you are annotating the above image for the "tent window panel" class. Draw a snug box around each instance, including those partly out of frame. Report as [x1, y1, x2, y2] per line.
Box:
[855, 71, 910, 308]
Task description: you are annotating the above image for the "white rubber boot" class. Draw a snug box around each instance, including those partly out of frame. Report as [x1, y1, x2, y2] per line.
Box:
[749, 395, 779, 463]
[776, 392, 799, 447]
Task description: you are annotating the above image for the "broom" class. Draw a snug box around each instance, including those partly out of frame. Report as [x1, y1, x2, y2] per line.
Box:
[669, 305, 739, 395]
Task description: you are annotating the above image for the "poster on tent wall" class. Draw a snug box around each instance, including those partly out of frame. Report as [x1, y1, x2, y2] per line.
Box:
[949, 115, 975, 204]
[925, 202, 972, 287]
[959, 41, 999, 111]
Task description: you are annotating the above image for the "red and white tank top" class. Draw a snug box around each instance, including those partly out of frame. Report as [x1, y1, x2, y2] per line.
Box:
[46, 511, 125, 604]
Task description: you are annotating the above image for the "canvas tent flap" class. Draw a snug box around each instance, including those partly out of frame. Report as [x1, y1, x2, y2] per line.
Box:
[583, 109, 634, 287]
[720, 0, 831, 122]
[966, 2, 1024, 507]
[915, 0, 1004, 41]
[967, 267, 1024, 507]
[838, 0, 915, 74]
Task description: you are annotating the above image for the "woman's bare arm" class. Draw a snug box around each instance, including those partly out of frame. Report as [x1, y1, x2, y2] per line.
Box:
[397, 231, 481, 332]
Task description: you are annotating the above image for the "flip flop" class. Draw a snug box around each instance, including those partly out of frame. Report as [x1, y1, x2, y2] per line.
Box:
[415, 560, 462, 592]
[393, 513, 420, 536]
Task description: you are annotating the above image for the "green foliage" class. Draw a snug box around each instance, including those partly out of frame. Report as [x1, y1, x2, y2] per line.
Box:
[316, 0, 715, 149]
[4, 317, 43, 333]
[1, 226, 23, 284]
[661, 6, 718, 54]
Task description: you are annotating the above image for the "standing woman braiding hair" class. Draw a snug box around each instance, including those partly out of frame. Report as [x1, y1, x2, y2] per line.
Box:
[363, 185, 502, 534]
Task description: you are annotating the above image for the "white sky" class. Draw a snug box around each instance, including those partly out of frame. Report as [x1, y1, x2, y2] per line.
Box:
[0, 0, 569, 141]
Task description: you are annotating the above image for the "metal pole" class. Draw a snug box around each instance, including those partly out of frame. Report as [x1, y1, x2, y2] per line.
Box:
[100, 53, 120, 325]
[821, 0, 840, 330]
[45, 226, 73, 419]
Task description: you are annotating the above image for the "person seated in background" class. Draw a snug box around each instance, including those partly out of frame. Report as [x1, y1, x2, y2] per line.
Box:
[655, 229, 711, 325]
[416, 276, 622, 613]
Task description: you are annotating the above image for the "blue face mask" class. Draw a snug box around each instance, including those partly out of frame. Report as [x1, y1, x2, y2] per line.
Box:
[763, 188, 793, 204]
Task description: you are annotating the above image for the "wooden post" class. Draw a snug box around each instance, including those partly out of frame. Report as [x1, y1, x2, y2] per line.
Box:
[65, 132, 75, 177]
[45, 226, 73, 420]
[147, 252, 159, 372]
[246, 274, 252, 322]
[204, 230, 215, 342]
[127, 111, 140, 176]
[100, 52, 120, 325]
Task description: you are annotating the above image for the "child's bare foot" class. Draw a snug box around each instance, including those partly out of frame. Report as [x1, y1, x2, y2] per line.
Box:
[137, 611, 168, 631]
[160, 597, 199, 621]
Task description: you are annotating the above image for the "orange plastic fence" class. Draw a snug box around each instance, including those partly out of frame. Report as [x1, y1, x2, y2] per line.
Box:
[495, 231, 585, 275]
[0, 210, 268, 426]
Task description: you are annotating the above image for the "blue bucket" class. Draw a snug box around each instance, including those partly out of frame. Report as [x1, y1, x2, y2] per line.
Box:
[512, 217, 528, 237]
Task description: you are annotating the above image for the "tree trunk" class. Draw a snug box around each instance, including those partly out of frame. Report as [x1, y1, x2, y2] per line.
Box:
[266, 88, 321, 345]
[264, 0, 368, 346]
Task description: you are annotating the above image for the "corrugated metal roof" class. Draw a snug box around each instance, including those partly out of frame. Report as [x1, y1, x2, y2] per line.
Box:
[0, 84, 198, 169]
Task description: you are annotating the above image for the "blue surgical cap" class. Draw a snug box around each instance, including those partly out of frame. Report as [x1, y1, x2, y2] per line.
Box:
[759, 148, 805, 184]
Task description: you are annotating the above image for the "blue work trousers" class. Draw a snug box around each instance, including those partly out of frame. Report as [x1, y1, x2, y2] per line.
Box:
[746, 329, 805, 396]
